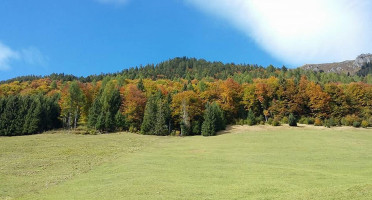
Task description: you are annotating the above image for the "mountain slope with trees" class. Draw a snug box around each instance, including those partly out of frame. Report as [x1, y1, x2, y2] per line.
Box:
[0, 57, 371, 136]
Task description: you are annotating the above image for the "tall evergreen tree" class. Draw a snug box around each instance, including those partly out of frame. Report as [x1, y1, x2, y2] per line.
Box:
[247, 109, 256, 126]
[201, 103, 216, 136]
[154, 101, 168, 136]
[289, 113, 297, 126]
[141, 96, 157, 135]
[137, 78, 145, 92]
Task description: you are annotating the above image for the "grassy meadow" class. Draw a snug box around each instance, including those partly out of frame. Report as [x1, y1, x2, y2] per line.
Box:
[1, 125, 372, 199]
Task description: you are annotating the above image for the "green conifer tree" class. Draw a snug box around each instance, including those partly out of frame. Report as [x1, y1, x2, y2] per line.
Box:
[289, 113, 297, 126]
[201, 103, 216, 136]
[247, 109, 256, 126]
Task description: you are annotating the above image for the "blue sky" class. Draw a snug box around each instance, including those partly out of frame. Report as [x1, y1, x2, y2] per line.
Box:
[1, 0, 372, 81]
[0, 0, 279, 81]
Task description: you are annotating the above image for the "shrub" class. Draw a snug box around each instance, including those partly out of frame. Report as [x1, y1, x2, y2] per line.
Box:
[235, 119, 244, 125]
[257, 115, 265, 124]
[323, 119, 331, 128]
[361, 120, 369, 128]
[281, 117, 289, 124]
[267, 118, 273, 125]
[288, 114, 297, 126]
[272, 119, 280, 126]
[314, 118, 322, 126]
[342, 115, 360, 126]
[324, 118, 337, 128]
[129, 126, 137, 133]
[353, 121, 361, 128]
[299, 117, 308, 124]
[307, 117, 315, 125]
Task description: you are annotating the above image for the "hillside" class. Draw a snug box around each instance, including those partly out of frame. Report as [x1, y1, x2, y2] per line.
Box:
[1, 57, 371, 85]
[301, 54, 372, 75]
[0, 57, 371, 137]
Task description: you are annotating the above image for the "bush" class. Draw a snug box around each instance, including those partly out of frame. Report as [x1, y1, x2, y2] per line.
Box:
[235, 119, 244, 125]
[342, 115, 360, 126]
[314, 118, 322, 126]
[267, 118, 273, 125]
[298, 117, 308, 124]
[324, 118, 337, 128]
[307, 117, 315, 125]
[361, 120, 369, 128]
[257, 115, 265, 124]
[272, 119, 280, 126]
[281, 117, 289, 124]
[288, 114, 297, 126]
[352, 121, 361, 128]
[323, 119, 331, 128]
[129, 126, 138, 133]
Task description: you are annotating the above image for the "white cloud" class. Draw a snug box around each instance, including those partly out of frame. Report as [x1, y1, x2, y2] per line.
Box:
[0, 42, 19, 70]
[186, 0, 372, 66]
[96, 0, 129, 6]
[21, 47, 48, 67]
[0, 41, 47, 71]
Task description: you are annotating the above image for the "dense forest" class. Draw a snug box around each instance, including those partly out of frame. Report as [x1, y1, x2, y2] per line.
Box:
[0, 57, 371, 136]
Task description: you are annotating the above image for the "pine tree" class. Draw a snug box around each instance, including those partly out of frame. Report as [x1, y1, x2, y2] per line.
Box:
[137, 78, 145, 92]
[88, 97, 102, 129]
[141, 96, 157, 135]
[201, 103, 216, 136]
[247, 109, 256, 126]
[288, 113, 297, 126]
[213, 102, 226, 131]
[115, 110, 126, 131]
[154, 101, 168, 136]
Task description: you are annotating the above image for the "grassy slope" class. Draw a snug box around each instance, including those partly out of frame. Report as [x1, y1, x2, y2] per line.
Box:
[1, 126, 372, 199]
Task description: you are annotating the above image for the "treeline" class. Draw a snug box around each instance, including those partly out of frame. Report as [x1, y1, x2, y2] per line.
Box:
[1, 57, 372, 136]
[1, 57, 372, 86]
[1, 74, 371, 136]
[0, 94, 61, 136]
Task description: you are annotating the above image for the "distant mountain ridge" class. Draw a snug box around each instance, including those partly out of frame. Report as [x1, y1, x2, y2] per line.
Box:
[301, 54, 372, 75]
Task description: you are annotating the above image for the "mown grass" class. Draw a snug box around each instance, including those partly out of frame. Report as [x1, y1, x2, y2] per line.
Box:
[1, 126, 372, 199]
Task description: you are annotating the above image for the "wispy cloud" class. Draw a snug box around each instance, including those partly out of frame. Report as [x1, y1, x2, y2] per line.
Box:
[186, 0, 372, 66]
[95, 0, 129, 6]
[0, 41, 48, 71]
[0, 42, 19, 70]
[21, 47, 48, 67]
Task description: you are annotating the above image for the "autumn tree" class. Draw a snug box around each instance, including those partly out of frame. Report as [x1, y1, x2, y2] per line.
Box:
[121, 84, 147, 130]
[171, 91, 203, 135]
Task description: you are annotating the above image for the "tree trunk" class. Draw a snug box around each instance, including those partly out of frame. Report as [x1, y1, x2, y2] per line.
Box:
[68, 113, 71, 129]
[74, 106, 78, 129]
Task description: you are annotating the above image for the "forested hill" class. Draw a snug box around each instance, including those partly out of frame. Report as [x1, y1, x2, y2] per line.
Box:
[2, 57, 372, 85]
[0, 57, 372, 136]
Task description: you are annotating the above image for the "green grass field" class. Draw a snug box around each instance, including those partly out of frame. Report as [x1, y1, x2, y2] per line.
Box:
[1, 125, 372, 199]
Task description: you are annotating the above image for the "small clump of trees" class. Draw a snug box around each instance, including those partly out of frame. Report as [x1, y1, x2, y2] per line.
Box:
[0, 94, 61, 136]
[201, 102, 226, 136]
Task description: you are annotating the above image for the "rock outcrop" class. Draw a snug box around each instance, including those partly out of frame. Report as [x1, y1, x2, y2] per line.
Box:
[300, 54, 372, 75]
